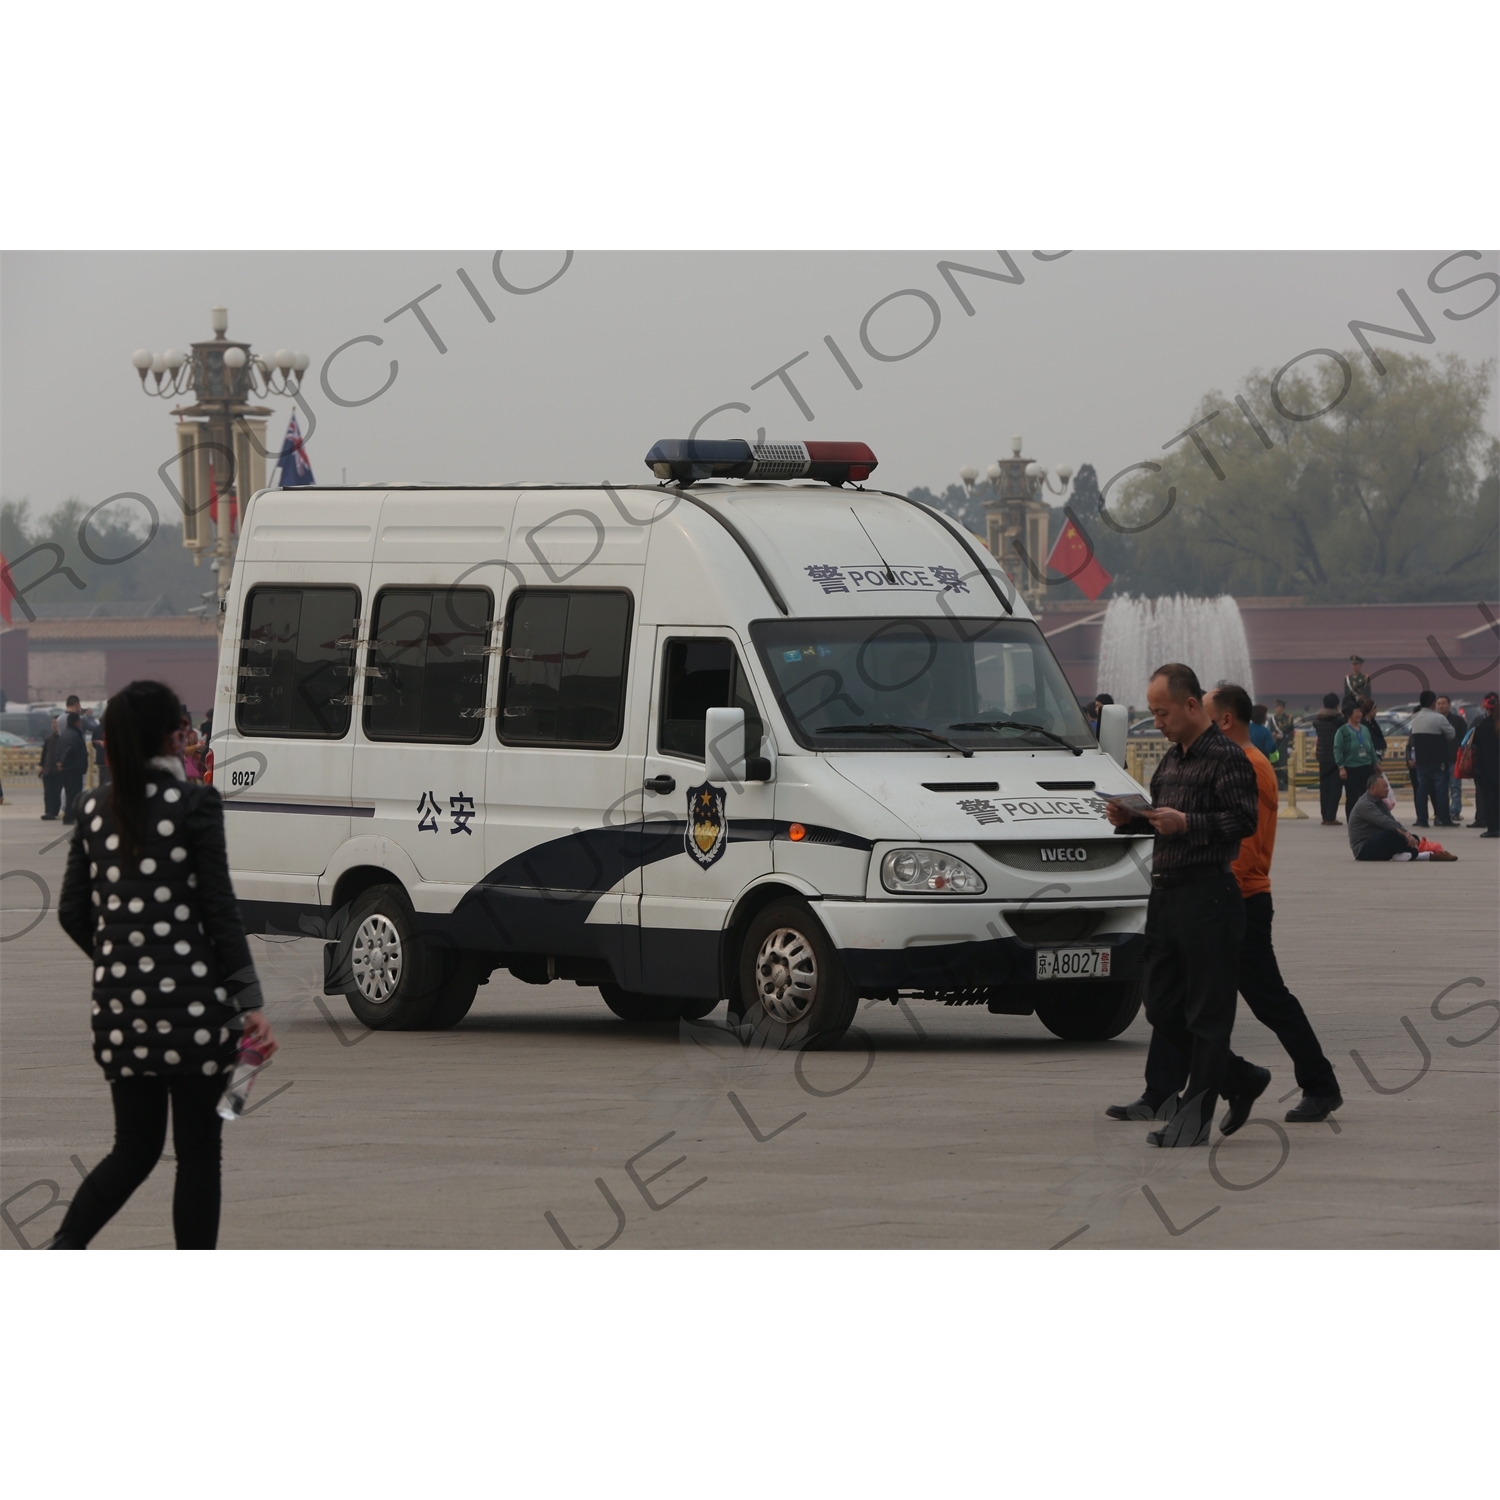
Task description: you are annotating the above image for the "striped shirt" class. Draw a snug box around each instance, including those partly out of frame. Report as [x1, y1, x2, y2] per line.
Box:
[1118, 722, 1259, 875]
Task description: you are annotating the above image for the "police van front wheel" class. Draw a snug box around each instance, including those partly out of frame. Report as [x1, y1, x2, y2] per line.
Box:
[338, 884, 442, 1030]
[1033, 980, 1142, 1042]
[730, 900, 857, 1050]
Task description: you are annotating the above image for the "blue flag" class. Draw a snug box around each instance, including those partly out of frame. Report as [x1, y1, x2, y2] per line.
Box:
[277, 412, 315, 486]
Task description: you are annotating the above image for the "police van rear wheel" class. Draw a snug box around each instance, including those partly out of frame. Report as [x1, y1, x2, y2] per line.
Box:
[600, 986, 720, 1023]
[731, 899, 857, 1050]
[1034, 980, 1142, 1041]
[338, 884, 442, 1030]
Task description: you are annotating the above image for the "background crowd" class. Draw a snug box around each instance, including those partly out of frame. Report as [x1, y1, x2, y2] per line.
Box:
[35, 696, 210, 821]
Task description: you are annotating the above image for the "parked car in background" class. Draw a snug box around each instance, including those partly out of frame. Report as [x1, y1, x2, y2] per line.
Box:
[0, 709, 62, 743]
[0, 729, 30, 747]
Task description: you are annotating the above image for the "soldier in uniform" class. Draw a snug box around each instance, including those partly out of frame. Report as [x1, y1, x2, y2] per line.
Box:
[1270, 699, 1294, 790]
[1341, 655, 1371, 715]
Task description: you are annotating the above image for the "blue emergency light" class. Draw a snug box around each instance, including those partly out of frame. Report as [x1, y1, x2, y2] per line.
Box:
[645, 438, 877, 486]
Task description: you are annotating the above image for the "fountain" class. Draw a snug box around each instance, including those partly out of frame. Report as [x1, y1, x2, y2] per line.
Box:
[1096, 595, 1254, 709]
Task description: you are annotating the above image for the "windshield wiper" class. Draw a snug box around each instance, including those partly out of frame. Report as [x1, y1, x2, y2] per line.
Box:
[818, 723, 974, 758]
[948, 720, 1084, 757]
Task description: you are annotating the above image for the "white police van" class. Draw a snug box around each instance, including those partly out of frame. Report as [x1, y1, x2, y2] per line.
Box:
[209, 438, 1151, 1047]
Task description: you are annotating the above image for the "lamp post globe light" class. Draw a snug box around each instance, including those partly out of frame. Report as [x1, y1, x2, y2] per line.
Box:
[958, 435, 1075, 614]
[131, 307, 308, 628]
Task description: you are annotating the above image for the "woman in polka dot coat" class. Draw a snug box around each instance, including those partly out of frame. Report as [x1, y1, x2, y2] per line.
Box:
[50, 680, 277, 1250]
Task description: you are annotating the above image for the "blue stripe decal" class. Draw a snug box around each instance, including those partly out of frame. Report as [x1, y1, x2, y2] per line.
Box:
[223, 800, 375, 818]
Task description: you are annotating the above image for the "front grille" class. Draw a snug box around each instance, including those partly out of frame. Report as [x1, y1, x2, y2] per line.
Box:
[979, 840, 1134, 872]
[1004, 909, 1102, 944]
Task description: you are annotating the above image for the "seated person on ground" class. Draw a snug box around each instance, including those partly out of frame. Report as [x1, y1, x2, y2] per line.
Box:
[1346, 774, 1457, 862]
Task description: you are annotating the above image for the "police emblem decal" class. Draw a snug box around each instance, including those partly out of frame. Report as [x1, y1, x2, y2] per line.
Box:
[685, 782, 728, 870]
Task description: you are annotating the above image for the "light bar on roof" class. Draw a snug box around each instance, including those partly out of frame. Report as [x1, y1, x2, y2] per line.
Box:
[645, 438, 877, 486]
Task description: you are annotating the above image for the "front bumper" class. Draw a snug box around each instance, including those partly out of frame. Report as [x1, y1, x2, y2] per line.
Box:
[818, 897, 1147, 993]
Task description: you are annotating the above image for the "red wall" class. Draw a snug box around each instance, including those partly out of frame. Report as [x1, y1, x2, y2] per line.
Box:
[105, 646, 219, 719]
[0, 628, 28, 706]
[1045, 600, 1499, 709]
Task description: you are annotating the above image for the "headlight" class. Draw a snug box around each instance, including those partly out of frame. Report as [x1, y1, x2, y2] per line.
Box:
[880, 848, 987, 895]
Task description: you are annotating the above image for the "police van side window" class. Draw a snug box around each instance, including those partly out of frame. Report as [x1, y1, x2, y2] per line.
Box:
[237, 587, 359, 738]
[659, 638, 764, 761]
[499, 589, 631, 749]
[363, 587, 493, 744]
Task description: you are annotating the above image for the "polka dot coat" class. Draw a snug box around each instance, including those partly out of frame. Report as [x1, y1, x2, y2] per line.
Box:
[57, 772, 260, 1083]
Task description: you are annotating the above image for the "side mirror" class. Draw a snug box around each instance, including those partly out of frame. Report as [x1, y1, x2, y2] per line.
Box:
[705, 706, 746, 782]
[1099, 703, 1128, 768]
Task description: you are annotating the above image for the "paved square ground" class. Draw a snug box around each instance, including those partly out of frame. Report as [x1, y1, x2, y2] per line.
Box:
[3, 781, 1495, 1249]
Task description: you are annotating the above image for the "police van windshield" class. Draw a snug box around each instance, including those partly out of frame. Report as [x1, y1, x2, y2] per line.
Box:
[751, 617, 1094, 753]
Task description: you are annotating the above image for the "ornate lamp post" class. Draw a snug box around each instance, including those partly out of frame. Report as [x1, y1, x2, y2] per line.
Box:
[131, 307, 307, 627]
[959, 435, 1074, 613]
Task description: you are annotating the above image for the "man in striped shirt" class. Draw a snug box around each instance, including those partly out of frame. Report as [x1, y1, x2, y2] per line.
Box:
[1103, 663, 1266, 1146]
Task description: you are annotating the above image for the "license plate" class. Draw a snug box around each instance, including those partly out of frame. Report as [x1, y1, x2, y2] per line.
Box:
[1036, 947, 1112, 980]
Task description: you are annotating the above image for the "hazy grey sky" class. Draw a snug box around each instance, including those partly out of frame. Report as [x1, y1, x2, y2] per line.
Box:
[3, 250, 1496, 521]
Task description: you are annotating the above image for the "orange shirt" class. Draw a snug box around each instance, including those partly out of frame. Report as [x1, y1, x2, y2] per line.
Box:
[1232, 744, 1277, 897]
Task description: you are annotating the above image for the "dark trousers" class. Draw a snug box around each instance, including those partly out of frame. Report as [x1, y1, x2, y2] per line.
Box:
[1318, 766, 1343, 822]
[1146, 892, 1338, 1100]
[41, 773, 63, 818]
[1474, 777, 1499, 833]
[1413, 765, 1452, 826]
[1342, 763, 1375, 818]
[1139, 872, 1250, 1138]
[1355, 828, 1413, 861]
[60, 770, 85, 822]
[56, 1076, 224, 1249]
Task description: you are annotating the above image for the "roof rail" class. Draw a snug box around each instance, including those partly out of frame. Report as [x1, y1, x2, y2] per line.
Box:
[867, 489, 1014, 615]
[670, 487, 790, 616]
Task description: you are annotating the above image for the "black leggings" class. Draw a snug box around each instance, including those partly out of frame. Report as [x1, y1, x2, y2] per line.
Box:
[58, 1076, 224, 1249]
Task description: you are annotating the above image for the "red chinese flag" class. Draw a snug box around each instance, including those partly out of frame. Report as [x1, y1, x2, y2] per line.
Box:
[208, 462, 220, 527]
[1044, 516, 1113, 601]
[0, 553, 12, 625]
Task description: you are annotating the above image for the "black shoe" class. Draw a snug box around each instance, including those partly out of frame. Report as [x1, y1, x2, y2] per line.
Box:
[1413, 821, 1429, 828]
[1480, 830, 1499, 839]
[1219, 1064, 1272, 1137]
[1147, 1119, 1210, 1147]
[40, 814, 57, 821]
[1468, 820, 1482, 827]
[1105, 1093, 1179, 1122]
[1285, 1092, 1343, 1123]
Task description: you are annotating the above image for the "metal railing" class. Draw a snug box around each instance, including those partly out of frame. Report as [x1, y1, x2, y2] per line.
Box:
[1125, 730, 1413, 794]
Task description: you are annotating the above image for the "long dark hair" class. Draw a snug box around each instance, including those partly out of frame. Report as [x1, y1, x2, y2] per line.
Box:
[104, 680, 184, 860]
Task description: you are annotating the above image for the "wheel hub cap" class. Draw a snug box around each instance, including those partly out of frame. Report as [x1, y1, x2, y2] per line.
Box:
[351, 913, 403, 1003]
[756, 927, 817, 1023]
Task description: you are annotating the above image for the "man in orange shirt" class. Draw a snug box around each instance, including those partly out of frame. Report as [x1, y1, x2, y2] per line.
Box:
[1106, 682, 1342, 1128]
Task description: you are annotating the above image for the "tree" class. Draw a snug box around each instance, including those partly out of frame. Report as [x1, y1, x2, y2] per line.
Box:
[2, 496, 208, 616]
[1105, 349, 1498, 602]
[908, 481, 989, 536]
